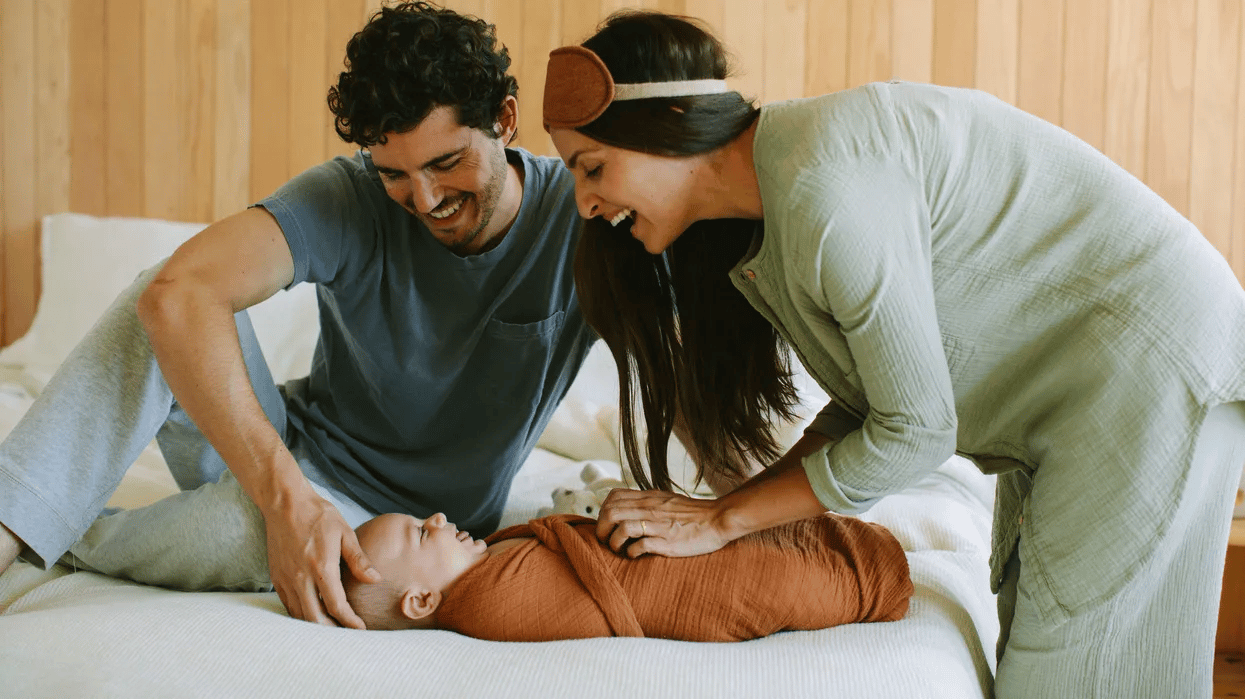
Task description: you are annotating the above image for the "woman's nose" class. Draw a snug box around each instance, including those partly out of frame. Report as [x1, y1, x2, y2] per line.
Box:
[575, 190, 602, 220]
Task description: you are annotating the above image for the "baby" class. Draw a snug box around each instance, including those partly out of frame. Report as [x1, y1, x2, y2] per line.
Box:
[343, 510, 913, 641]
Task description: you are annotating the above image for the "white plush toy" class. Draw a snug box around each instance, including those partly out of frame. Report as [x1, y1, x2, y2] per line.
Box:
[537, 461, 630, 518]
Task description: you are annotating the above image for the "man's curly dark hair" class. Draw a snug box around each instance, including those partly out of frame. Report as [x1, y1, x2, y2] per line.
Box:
[327, 2, 519, 147]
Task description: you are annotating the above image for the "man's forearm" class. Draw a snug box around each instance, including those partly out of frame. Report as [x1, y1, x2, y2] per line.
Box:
[137, 276, 310, 513]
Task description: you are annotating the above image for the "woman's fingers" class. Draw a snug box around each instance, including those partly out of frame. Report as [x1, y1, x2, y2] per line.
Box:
[595, 489, 730, 558]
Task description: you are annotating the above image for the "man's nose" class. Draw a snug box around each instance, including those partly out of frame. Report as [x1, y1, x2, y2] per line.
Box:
[411, 172, 442, 213]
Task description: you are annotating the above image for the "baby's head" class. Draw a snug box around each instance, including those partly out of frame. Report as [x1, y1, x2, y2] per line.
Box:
[343, 512, 489, 630]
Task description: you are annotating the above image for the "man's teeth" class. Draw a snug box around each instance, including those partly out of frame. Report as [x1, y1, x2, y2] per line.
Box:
[430, 197, 464, 220]
[609, 208, 633, 227]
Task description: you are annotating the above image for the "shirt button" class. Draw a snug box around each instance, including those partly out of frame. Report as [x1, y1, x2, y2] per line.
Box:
[744, 269, 756, 280]
[1018, 516, 1024, 525]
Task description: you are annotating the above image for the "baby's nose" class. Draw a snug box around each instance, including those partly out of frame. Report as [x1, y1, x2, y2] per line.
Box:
[427, 512, 448, 528]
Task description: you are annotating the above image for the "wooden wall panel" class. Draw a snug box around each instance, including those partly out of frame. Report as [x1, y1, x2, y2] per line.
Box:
[213, 0, 251, 220]
[933, 0, 977, 88]
[108, 0, 145, 217]
[1235, 25, 1245, 280]
[68, 0, 106, 216]
[1146, 0, 1196, 214]
[892, 0, 933, 84]
[1017, 0, 1063, 125]
[765, 0, 807, 103]
[249, 0, 290, 203]
[1188, 0, 1241, 257]
[1061, 0, 1108, 151]
[2, 0, 37, 342]
[976, 0, 1019, 104]
[1104, 0, 1153, 178]
[5, 0, 1245, 345]
[804, 0, 849, 96]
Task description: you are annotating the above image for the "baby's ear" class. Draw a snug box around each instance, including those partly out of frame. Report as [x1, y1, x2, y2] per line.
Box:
[400, 586, 442, 622]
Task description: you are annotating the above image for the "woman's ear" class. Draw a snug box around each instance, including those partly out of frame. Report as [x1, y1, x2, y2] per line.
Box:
[400, 586, 442, 622]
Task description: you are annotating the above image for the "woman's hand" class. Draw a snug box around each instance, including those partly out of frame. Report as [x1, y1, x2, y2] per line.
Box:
[595, 488, 735, 558]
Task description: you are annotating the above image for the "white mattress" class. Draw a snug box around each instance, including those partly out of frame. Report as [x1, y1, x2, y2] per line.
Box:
[0, 393, 998, 698]
[0, 213, 999, 698]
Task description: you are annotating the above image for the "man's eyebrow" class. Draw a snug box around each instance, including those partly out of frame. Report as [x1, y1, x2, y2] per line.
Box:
[419, 146, 466, 169]
[372, 146, 467, 175]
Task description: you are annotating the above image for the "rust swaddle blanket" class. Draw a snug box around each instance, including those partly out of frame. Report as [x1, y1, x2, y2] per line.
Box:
[435, 513, 912, 642]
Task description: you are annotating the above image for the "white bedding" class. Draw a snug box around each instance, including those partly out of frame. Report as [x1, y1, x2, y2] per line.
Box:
[0, 214, 999, 698]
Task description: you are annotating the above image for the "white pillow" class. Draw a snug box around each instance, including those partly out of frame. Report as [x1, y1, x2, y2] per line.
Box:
[0, 213, 319, 386]
[0, 214, 206, 378]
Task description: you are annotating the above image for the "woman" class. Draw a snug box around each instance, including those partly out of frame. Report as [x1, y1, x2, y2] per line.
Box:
[543, 10, 1245, 698]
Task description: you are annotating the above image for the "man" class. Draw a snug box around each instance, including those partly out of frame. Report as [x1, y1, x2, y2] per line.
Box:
[0, 2, 592, 630]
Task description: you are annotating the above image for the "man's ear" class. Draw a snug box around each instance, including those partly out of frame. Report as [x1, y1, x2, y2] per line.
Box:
[399, 586, 442, 622]
[495, 94, 519, 145]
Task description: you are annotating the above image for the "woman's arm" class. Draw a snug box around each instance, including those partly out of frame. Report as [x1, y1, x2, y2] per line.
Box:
[596, 431, 831, 556]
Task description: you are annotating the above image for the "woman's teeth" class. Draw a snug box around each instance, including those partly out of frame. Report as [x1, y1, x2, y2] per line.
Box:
[430, 197, 464, 220]
[609, 208, 633, 227]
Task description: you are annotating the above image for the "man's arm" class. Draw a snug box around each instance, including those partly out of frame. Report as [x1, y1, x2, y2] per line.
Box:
[136, 207, 379, 628]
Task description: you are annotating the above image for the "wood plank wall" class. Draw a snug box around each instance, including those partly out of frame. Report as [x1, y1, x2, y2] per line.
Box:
[1, 0, 1243, 347]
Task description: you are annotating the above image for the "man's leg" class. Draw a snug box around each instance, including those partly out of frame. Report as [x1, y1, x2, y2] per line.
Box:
[0, 262, 289, 574]
[62, 445, 375, 592]
[0, 265, 176, 572]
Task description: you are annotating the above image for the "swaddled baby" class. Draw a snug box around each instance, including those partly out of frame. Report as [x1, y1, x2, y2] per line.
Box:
[343, 511, 912, 641]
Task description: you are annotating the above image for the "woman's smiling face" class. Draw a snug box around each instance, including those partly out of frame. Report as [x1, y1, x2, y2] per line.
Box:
[550, 127, 700, 255]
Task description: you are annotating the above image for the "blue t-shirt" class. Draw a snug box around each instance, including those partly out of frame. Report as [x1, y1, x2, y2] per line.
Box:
[257, 148, 594, 535]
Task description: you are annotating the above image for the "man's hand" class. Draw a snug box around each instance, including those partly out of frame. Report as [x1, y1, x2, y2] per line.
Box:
[263, 492, 381, 629]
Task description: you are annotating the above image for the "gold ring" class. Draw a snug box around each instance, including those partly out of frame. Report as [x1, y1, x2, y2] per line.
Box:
[640, 521, 647, 536]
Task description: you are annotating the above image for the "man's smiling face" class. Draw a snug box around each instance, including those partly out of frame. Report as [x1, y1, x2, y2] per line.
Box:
[368, 99, 520, 255]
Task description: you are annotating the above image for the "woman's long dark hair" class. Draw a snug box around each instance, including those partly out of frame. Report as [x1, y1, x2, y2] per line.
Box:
[572, 11, 798, 491]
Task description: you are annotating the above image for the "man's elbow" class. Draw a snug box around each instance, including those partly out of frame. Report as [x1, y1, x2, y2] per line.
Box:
[136, 274, 201, 339]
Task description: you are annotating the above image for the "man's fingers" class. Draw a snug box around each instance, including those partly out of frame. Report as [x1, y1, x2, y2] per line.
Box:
[296, 579, 336, 627]
[317, 567, 367, 630]
[275, 583, 302, 621]
[341, 532, 381, 583]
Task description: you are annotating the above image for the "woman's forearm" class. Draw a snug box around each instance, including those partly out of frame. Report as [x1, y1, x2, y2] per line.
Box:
[712, 431, 833, 540]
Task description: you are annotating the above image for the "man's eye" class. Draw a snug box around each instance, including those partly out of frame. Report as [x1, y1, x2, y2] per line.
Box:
[433, 159, 460, 172]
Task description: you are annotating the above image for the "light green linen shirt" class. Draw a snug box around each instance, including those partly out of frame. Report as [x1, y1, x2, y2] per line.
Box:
[734, 81, 1245, 622]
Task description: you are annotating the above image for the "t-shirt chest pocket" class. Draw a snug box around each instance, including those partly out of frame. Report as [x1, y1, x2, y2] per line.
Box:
[464, 310, 567, 422]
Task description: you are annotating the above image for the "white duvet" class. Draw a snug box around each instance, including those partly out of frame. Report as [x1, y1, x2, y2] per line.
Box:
[0, 214, 999, 698]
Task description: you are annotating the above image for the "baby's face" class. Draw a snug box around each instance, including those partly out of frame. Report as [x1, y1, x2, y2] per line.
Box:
[355, 513, 488, 593]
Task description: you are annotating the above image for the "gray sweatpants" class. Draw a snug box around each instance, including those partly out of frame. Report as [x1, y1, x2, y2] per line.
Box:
[994, 400, 1245, 698]
[0, 264, 373, 590]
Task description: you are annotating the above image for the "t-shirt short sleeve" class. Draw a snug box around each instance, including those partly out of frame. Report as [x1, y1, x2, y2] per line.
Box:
[255, 153, 386, 290]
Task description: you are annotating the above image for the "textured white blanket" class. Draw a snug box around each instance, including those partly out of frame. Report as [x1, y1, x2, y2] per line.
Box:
[0, 443, 996, 699]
